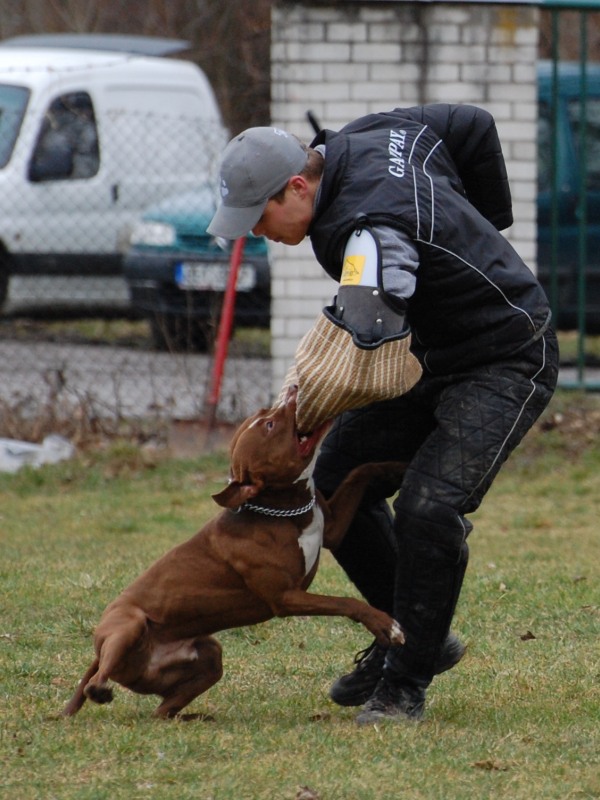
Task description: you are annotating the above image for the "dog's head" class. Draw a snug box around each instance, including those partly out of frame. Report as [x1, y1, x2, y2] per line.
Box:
[212, 386, 331, 509]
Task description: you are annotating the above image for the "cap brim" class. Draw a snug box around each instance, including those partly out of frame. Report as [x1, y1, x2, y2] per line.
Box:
[207, 200, 266, 240]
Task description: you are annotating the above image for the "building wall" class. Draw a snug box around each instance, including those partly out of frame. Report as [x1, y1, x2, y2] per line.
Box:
[269, 1, 540, 396]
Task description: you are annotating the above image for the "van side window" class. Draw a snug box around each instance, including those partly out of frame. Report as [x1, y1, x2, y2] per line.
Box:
[29, 91, 100, 182]
[568, 98, 600, 191]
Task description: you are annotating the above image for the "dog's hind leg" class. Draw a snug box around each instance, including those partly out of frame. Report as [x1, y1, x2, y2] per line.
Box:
[153, 636, 223, 719]
[62, 657, 100, 717]
[84, 605, 148, 706]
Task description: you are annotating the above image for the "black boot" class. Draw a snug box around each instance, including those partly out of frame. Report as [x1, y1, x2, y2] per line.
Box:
[355, 675, 427, 724]
[329, 632, 466, 707]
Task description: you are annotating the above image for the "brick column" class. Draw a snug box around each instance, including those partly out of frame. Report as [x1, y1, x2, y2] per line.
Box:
[269, 1, 540, 397]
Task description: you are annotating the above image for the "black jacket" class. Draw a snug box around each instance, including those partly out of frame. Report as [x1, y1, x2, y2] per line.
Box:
[308, 104, 551, 374]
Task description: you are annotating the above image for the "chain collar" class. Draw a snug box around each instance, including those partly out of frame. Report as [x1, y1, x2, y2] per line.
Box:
[239, 496, 316, 518]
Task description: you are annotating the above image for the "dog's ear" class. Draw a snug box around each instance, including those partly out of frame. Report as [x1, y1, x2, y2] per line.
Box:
[212, 480, 263, 509]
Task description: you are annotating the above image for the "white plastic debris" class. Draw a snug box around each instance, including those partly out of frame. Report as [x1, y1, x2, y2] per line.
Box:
[0, 434, 75, 473]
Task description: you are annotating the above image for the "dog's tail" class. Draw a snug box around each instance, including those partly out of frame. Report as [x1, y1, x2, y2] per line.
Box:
[61, 658, 100, 717]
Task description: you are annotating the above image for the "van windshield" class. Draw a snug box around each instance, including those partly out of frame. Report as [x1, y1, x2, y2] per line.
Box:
[0, 84, 29, 168]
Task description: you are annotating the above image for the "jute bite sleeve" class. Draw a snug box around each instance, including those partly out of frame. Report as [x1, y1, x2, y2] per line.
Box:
[292, 308, 422, 432]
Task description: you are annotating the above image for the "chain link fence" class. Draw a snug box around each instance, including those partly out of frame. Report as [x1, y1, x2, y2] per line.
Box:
[0, 43, 272, 444]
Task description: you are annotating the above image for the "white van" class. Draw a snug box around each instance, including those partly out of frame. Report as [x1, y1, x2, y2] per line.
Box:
[0, 34, 225, 312]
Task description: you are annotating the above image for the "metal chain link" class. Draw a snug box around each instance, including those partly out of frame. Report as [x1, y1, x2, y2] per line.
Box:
[241, 496, 316, 517]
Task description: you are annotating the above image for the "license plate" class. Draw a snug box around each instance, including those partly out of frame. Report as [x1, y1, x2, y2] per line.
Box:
[175, 262, 256, 291]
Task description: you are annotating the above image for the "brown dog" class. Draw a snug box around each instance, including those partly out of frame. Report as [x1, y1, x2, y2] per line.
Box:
[62, 387, 405, 720]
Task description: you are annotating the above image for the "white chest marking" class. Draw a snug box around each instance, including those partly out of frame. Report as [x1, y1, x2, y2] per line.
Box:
[298, 505, 324, 576]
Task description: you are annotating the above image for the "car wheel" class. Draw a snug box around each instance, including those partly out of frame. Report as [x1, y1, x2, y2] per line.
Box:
[149, 313, 213, 353]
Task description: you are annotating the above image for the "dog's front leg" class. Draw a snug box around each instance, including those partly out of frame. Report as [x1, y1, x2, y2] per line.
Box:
[323, 461, 406, 551]
[236, 559, 404, 647]
[270, 588, 405, 647]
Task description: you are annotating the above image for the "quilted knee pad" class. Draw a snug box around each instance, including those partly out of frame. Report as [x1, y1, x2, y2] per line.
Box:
[393, 486, 472, 562]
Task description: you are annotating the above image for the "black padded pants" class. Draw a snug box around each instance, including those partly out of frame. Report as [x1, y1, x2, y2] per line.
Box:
[314, 331, 559, 685]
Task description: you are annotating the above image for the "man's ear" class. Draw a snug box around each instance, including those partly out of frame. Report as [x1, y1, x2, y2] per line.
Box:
[212, 479, 263, 509]
[288, 174, 309, 197]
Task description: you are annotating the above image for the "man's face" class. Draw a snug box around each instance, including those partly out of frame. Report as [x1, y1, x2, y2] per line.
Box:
[251, 177, 314, 245]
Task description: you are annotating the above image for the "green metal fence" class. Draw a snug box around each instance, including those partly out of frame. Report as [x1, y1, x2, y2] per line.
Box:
[542, 0, 600, 389]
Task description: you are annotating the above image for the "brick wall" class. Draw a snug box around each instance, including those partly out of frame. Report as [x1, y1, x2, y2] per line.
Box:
[269, 1, 540, 396]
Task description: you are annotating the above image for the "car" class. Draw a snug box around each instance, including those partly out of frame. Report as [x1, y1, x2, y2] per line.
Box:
[536, 60, 600, 332]
[124, 187, 270, 351]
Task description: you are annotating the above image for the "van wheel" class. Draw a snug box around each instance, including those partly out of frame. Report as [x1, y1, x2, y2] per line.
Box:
[149, 313, 212, 353]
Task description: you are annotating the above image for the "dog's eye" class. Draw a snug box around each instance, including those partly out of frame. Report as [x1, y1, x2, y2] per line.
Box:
[265, 420, 274, 431]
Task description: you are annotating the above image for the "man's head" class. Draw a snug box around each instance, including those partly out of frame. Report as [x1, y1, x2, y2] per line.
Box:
[207, 126, 322, 244]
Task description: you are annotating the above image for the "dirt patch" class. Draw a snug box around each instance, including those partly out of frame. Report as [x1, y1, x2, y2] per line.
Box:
[524, 391, 600, 459]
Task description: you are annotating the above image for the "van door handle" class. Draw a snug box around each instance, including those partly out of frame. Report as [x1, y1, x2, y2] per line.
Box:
[111, 184, 119, 203]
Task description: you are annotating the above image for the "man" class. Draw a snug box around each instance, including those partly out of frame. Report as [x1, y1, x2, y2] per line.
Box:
[207, 109, 558, 724]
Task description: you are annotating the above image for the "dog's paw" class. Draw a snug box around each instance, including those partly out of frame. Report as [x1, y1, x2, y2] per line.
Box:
[389, 620, 406, 646]
[84, 684, 114, 705]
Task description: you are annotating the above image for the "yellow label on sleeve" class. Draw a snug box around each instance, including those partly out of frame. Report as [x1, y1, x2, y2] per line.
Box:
[340, 255, 365, 286]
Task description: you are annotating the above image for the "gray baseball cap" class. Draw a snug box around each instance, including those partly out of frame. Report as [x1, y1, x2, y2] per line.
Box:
[207, 127, 308, 239]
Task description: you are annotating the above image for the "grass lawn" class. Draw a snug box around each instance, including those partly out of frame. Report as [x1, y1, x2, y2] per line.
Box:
[0, 391, 598, 800]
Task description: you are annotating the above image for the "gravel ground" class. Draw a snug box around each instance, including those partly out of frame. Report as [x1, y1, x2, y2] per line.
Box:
[0, 338, 272, 423]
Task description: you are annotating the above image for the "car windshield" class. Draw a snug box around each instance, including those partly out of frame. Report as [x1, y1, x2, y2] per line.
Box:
[0, 84, 29, 168]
